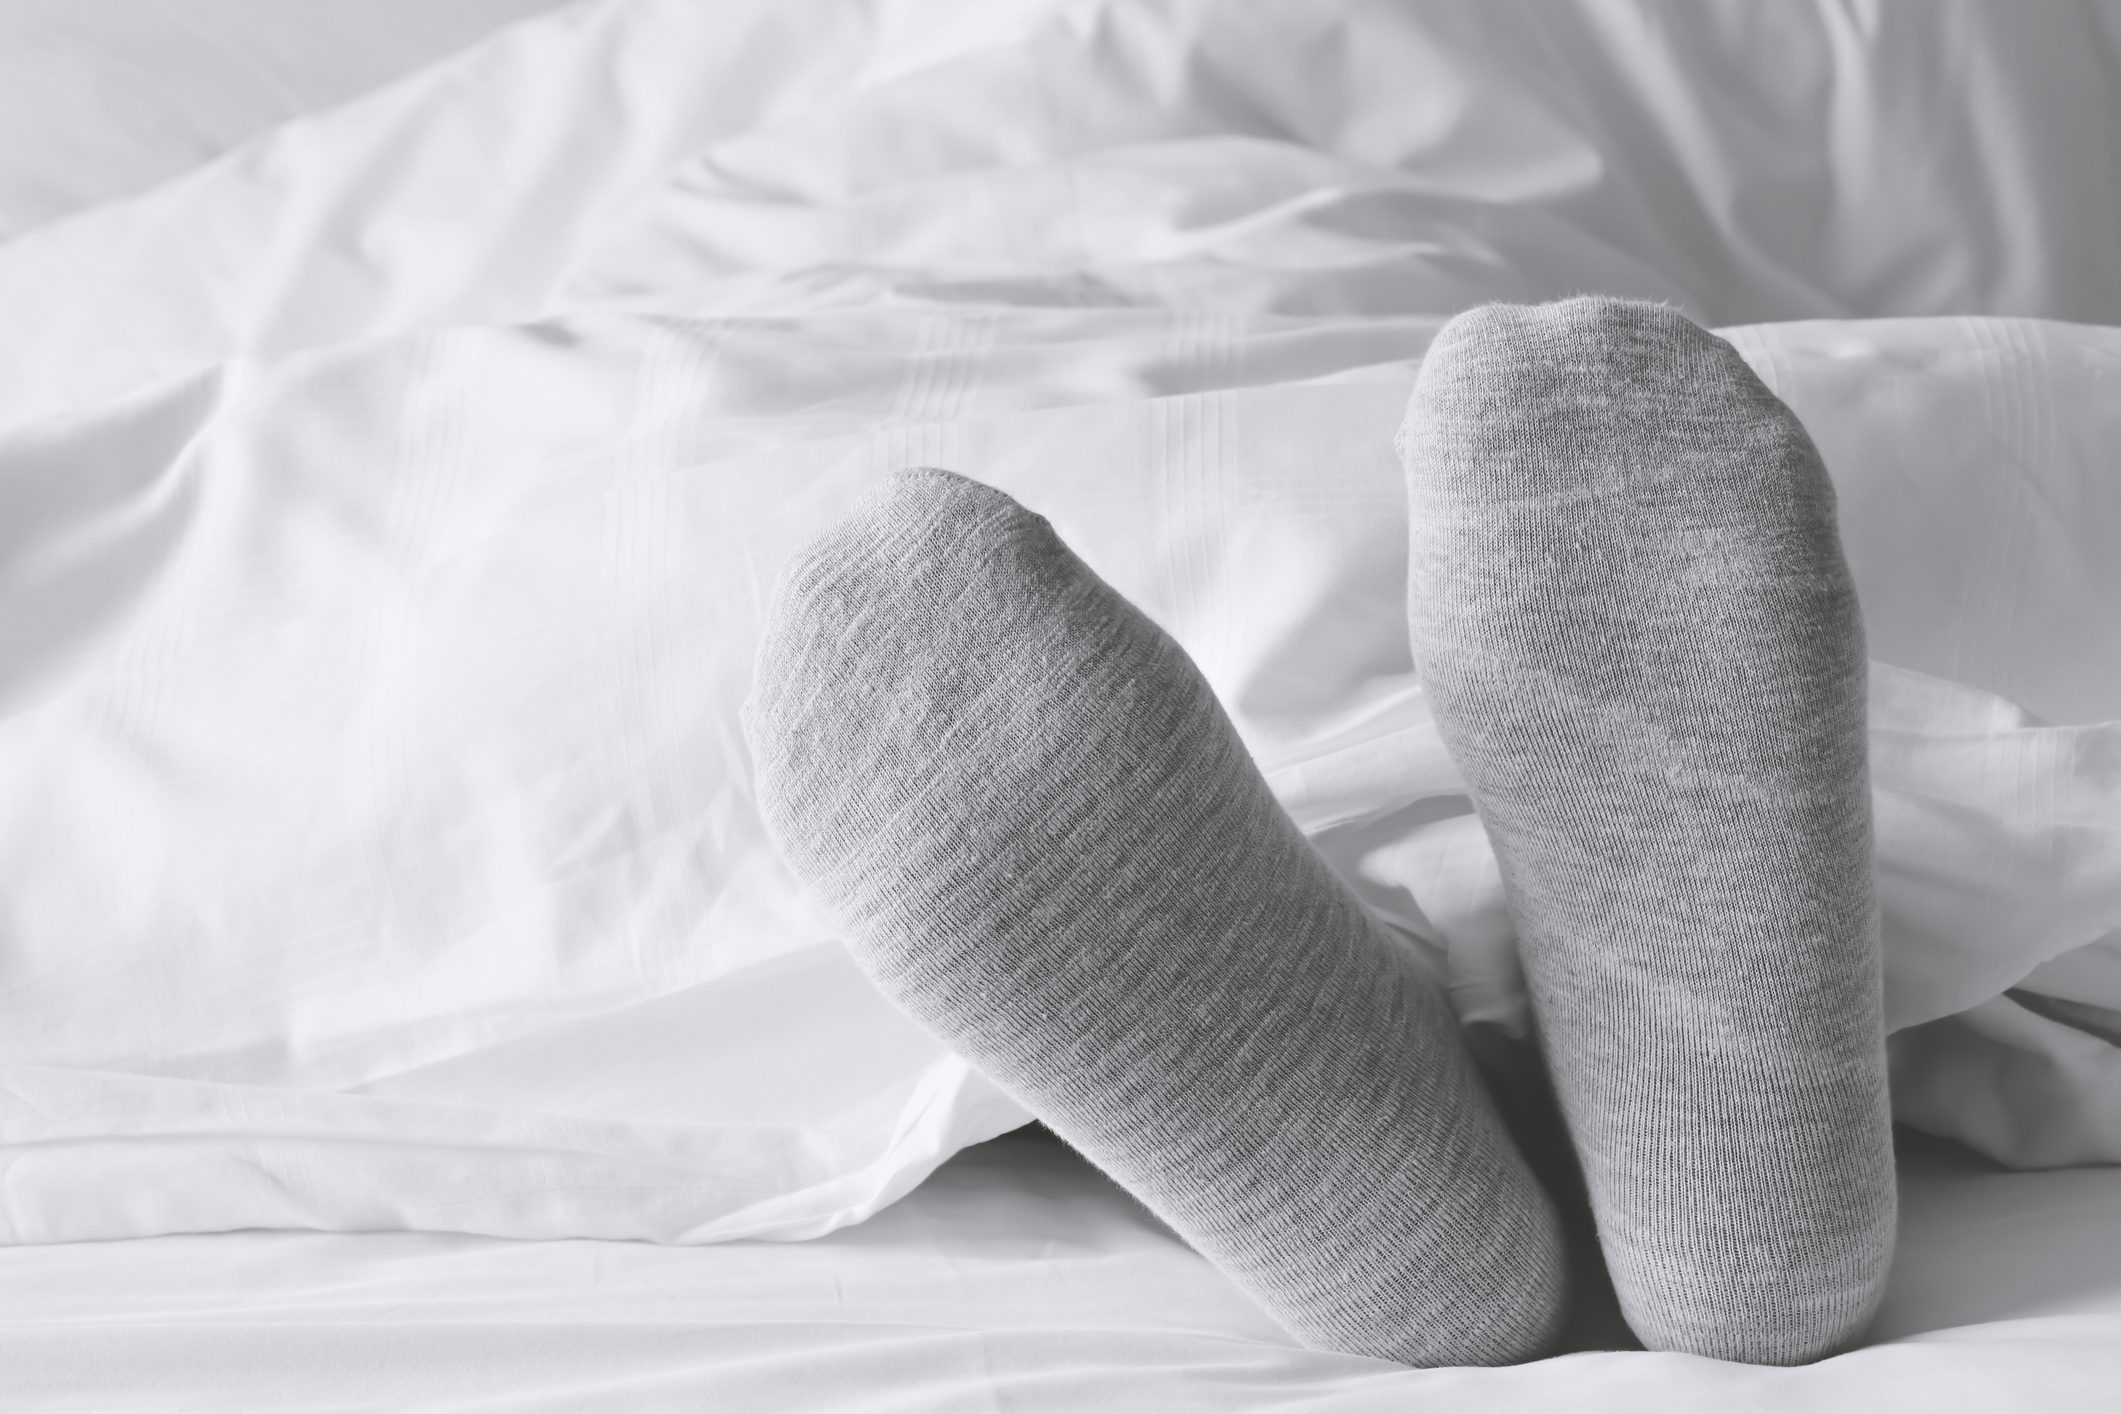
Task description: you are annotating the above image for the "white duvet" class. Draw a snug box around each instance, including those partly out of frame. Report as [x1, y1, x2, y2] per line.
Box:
[1, 0, 2117, 1265]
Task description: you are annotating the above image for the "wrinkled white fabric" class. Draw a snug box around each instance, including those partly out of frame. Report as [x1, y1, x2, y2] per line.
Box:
[0, 0, 570, 240]
[2, 1130, 2119, 1412]
[0, 0, 1072, 431]
[1, 306, 2114, 1246]
[1, 0, 2118, 1249]
[5, 0, 2121, 430]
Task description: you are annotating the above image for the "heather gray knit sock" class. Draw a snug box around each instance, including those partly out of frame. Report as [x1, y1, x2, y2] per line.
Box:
[745, 468, 1567, 1367]
[1399, 299, 1897, 1365]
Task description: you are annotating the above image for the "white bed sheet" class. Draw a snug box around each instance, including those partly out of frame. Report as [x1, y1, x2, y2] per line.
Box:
[5, 1129, 2119, 1412]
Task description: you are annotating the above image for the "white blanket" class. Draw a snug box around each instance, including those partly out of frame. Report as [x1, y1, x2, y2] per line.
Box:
[0, 0, 567, 239]
[1, 0, 2117, 1253]
[6, 0, 2121, 430]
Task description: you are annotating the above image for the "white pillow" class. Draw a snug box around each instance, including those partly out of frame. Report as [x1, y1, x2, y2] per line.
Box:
[1, 307, 2115, 1245]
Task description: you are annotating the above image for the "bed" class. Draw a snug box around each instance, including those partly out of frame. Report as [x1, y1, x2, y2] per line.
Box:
[3, 2, 2118, 1409]
[7, 1130, 2121, 1411]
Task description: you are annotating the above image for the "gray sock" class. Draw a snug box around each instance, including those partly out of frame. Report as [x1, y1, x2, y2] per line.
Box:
[744, 467, 1567, 1367]
[1399, 299, 1897, 1365]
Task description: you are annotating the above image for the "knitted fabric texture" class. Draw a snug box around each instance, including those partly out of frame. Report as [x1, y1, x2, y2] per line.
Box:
[1399, 298, 1897, 1364]
[744, 467, 1568, 1367]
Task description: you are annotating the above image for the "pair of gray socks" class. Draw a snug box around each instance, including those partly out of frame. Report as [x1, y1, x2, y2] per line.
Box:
[744, 298, 1896, 1368]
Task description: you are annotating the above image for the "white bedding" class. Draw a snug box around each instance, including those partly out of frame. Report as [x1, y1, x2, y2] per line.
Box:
[3, 0, 2120, 1405]
[5, 1130, 2119, 1412]
[4, 305, 2115, 1248]
[0, 0, 568, 239]
[7, 0, 2121, 431]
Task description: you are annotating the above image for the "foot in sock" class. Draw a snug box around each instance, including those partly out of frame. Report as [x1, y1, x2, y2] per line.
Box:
[744, 467, 1568, 1367]
[1399, 298, 1897, 1364]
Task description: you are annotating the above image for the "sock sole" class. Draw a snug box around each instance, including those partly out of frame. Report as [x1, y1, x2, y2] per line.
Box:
[1400, 299, 1897, 1364]
[746, 467, 1569, 1367]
